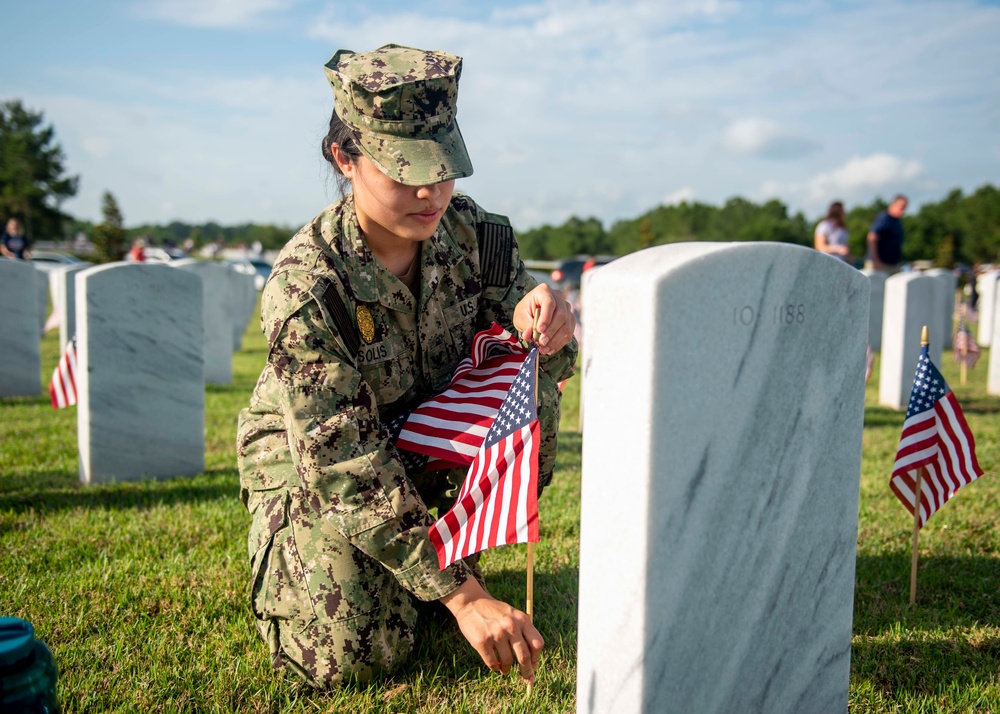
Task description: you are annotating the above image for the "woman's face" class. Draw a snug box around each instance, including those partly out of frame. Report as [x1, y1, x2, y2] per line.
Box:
[341, 153, 455, 252]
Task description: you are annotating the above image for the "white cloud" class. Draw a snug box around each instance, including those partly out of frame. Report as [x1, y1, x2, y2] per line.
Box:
[806, 153, 926, 200]
[664, 187, 695, 205]
[82, 137, 110, 158]
[723, 118, 821, 160]
[755, 153, 929, 213]
[133, 0, 296, 29]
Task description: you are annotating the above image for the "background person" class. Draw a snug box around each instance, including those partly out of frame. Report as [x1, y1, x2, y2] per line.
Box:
[237, 44, 577, 690]
[814, 201, 851, 263]
[1, 218, 31, 260]
[127, 237, 147, 262]
[865, 194, 908, 273]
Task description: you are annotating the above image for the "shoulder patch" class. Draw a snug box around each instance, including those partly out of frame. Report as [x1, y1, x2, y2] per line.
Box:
[478, 219, 515, 288]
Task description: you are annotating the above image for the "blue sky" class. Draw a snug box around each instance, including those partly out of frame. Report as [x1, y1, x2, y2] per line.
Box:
[2, 0, 998, 231]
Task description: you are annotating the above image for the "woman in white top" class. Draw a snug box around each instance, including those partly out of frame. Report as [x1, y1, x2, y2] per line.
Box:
[814, 201, 851, 263]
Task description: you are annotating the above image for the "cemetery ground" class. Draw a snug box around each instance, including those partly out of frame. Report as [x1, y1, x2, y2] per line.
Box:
[1, 305, 998, 714]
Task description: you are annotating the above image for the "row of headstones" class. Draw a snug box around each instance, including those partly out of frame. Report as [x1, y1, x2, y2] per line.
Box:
[865, 269, 1000, 407]
[0, 259, 258, 484]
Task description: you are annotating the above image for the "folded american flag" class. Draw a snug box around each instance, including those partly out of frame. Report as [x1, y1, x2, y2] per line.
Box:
[49, 337, 78, 409]
[429, 345, 540, 569]
[392, 323, 527, 469]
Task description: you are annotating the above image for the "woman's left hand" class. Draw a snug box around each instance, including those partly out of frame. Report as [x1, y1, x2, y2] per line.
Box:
[513, 284, 576, 356]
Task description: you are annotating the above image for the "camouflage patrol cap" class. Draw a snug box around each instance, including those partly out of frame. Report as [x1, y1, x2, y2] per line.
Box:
[324, 43, 474, 186]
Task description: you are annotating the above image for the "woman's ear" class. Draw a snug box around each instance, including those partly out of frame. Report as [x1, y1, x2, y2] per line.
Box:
[330, 143, 356, 179]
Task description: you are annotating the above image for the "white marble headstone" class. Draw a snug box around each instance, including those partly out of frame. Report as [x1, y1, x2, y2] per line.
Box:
[577, 243, 868, 714]
[172, 260, 233, 384]
[861, 269, 886, 350]
[76, 263, 204, 484]
[35, 268, 49, 334]
[923, 268, 956, 349]
[879, 273, 941, 410]
[230, 268, 257, 352]
[989, 284, 1000, 397]
[57, 263, 94, 349]
[0, 260, 42, 397]
[977, 270, 1000, 348]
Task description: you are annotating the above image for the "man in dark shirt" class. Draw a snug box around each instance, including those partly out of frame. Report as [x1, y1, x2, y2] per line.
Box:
[866, 194, 907, 273]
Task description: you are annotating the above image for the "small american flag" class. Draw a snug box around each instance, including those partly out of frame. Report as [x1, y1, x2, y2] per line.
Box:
[429, 346, 540, 569]
[393, 323, 527, 468]
[890, 345, 983, 527]
[953, 310, 980, 369]
[49, 337, 78, 409]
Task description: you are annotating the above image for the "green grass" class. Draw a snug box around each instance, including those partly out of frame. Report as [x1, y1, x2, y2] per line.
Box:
[2, 308, 998, 713]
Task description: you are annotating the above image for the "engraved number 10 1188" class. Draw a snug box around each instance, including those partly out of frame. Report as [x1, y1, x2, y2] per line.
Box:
[732, 304, 806, 326]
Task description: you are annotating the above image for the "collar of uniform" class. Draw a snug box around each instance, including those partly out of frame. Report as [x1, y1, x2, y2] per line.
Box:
[336, 196, 380, 304]
[417, 202, 466, 311]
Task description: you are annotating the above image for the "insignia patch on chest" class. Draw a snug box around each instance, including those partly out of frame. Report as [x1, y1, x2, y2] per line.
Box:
[478, 220, 514, 288]
[356, 304, 376, 344]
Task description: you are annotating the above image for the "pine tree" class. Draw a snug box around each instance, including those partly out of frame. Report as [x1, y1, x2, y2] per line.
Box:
[92, 191, 127, 263]
[0, 100, 79, 238]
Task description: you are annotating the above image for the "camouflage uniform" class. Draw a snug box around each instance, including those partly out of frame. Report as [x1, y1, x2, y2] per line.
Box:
[238, 44, 578, 685]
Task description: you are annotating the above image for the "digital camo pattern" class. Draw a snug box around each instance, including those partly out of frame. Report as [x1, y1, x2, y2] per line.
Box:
[323, 44, 473, 186]
[237, 191, 577, 687]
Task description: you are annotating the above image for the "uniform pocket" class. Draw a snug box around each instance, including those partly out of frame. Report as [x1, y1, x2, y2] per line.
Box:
[249, 489, 316, 627]
[357, 333, 414, 407]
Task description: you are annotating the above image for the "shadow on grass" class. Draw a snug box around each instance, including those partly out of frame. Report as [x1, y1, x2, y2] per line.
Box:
[0, 467, 240, 517]
[556, 431, 582, 464]
[0, 394, 51, 408]
[863, 407, 905, 429]
[854, 554, 1000, 636]
[852, 634, 1000, 701]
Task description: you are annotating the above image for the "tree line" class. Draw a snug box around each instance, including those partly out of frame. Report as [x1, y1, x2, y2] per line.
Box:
[517, 189, 1000, 268]
[3, 99, 998, 266]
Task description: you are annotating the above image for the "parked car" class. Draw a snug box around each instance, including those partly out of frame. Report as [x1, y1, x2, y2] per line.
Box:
[527, 269, 557, 289]
[144, 246, 189, 263]
[227, 257, 273, 290]
[549, 254, 617, 290]
[30, 251, 86, 273]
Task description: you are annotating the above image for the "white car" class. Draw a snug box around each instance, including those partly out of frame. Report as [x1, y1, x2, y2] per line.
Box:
[30, 251, 87, 273]
[227, 257, 273, 291]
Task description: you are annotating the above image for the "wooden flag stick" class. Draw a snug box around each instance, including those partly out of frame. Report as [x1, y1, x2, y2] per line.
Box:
[910, 466, 925, 605]
[526, 540, 535, 697]
[910, 325, 929, 606]
[959, 304, 968, 386]
[526, 308, 540, 697]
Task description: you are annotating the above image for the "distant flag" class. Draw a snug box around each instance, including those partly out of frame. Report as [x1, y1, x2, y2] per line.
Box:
[953, 309, 980, 369]
[865, 345, 874, 383]
[429, 346, 540, 569]
[890, 345, 983, 527]
[49, 337, 78, 409]
[392, 323, 527, 469]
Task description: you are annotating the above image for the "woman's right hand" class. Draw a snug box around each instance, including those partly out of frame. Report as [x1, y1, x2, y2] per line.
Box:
[440, 578, 544, 683]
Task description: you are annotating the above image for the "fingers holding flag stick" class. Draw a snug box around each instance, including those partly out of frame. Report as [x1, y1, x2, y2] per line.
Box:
[513, 283, 576, 355]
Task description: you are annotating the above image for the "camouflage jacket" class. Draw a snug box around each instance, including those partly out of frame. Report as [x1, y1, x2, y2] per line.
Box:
[237, 193, 577, 601]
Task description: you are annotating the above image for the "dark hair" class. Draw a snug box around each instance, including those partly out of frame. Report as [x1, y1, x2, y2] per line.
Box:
[321, 109, 362, 196]
[824, 201, 845, 227]
[892, 194, 908, 205]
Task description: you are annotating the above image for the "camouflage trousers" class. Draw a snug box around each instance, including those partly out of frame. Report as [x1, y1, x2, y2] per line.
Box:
[246, 472, 483, 688]
[247, 486, 419, 687]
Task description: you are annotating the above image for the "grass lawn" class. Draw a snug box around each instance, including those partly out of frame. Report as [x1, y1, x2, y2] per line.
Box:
[2, 302, 998, 713]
